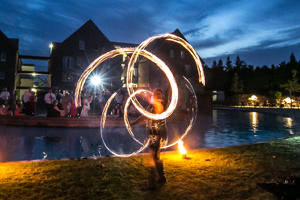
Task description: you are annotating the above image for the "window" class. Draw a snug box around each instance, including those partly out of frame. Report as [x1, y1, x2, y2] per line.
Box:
[0, 72, 5, 80]
[169, 49, 174, 58]
[62, 56, 73, 70]
[79, 40, 85, 50]
[0, 50, 7, 62]
[180, 50, 185, 59]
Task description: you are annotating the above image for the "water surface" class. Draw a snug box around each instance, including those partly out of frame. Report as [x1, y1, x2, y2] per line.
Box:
[0, 110, 298, 162]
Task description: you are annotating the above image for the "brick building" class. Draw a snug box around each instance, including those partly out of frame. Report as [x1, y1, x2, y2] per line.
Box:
[0, 30, 21, 93]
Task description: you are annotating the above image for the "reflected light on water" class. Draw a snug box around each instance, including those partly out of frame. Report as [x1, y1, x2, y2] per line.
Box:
[284, 117, 294, 135]
[250, 112, 258, 133]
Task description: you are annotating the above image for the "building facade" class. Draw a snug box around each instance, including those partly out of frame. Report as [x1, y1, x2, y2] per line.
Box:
[0, 30, 20, 93]
[49, 19, 136, 92]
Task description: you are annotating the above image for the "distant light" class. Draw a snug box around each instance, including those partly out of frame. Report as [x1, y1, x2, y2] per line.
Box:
[90, 75, 102, 86]
[284, 97, 292, 104]
[31, 88, 37, 93]
[32, 73, 37, 77]
[49, 43, 54, 49]
[249, 95, 257, 101]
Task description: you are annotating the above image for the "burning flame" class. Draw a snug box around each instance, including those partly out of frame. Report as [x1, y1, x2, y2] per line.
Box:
[178, 139, 187, 155]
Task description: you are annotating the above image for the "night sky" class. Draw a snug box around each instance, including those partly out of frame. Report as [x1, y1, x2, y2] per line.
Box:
[1, 0, 300, 67]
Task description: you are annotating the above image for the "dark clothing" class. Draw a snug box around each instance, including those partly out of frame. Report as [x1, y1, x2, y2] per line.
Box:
[148, 119, 167, 149]
[147, 119, 167, 184]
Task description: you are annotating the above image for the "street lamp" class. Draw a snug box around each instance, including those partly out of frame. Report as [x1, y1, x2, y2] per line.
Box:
[90, 75, 102, 115]
[90, 75, 102, 87]
[49, 42, 54, 53]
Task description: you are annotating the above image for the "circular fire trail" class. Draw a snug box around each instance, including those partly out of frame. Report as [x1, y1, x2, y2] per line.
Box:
[74, 33, 205, 157]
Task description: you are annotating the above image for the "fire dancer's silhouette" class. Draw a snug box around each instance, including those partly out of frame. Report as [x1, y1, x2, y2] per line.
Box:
[147, 89, 167, 188]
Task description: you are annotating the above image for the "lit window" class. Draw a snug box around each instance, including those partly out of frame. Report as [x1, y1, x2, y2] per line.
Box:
[170, 49, 174, 58]
[79, 40, 85, 50]
[0, 50, 7, 62]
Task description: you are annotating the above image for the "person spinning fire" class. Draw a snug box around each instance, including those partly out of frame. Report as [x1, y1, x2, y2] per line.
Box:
[147, 89, 168, 187]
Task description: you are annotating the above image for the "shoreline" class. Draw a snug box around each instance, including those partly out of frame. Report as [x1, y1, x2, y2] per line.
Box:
[214, 105, 300, 119]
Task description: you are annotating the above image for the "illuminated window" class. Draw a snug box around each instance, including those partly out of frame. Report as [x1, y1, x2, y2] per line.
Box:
[79, 40, 85, 50]
[170, 49, 174, 58]
[0, 50, 7, 62]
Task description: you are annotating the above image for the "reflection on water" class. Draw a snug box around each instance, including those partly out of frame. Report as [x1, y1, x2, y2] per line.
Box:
[283, 117, 294, 135]
[0, 110, 299, 162]
[250, 112, 258, 133]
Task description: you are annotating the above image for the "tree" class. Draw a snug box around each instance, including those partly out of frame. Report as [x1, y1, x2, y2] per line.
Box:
[230, 72, 243, 94]
[235, 56, 241, 70]
[212, 60, 217, 68]
[280, 69, 300, 97]
[225, 56, 232, 71]
[289, 53, 296, 65]
[217, 59, 224, 70]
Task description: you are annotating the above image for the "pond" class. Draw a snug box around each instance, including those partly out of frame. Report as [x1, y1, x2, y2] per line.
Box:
[0, 110, 298, 162]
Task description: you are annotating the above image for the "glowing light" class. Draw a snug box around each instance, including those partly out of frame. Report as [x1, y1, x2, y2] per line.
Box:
[74, 33, 205, 157]
[284, 97, 292, 104]
[31, 88, 37, 93]
[32, 73, 37, 77]
[49, 43, 53, 49]
[178, 139, 187, 156]
[249, 95, 257, 101]
[90, 75, 102, 86]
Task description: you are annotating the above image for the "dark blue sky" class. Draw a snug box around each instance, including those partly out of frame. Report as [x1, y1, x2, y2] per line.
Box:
[1, 0, 300, 66]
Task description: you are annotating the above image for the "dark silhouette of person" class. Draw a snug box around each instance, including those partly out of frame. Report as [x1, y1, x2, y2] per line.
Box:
[147, 89, 167, 187]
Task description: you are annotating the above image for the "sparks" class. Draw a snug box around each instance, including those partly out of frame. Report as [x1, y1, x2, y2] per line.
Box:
[178, 139, 187, 156]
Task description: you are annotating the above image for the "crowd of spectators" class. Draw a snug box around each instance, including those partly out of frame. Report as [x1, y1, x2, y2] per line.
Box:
[0, 87, 131, 118]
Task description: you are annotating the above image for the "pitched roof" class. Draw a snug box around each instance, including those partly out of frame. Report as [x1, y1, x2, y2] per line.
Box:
[62, 19, 109, 45]
[172, 29, 188, 42]
[172, 28, 204, 64]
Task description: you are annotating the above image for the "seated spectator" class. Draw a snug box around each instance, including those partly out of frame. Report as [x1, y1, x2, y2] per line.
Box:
[0, 88, 10, 105]
[53, 100, 64, 117]
[70, 98, 78, 117]
[14, 100, 24, 116]
[62, 91, 72, 117]
[0, 101, 11, 116]
[44, 89, 56, 117]
[22, 89, 32, 115]
[80, 93, 92, 117]
[112, 89, 124, 118]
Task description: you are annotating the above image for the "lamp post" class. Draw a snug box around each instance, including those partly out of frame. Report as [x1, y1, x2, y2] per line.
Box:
[90, 75, 102, 114]
[49, 43, 54, 53]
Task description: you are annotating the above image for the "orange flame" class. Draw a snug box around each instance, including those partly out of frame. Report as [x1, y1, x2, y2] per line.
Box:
[178, 139, 187, 155]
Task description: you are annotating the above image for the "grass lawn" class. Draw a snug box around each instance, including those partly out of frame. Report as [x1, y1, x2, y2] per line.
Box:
[1, 137, 300, 200]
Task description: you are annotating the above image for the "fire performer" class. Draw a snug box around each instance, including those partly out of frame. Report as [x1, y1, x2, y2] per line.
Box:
[147, 89, 167, 186]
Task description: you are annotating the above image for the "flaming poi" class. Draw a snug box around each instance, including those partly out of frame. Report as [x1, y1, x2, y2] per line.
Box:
[74, 33, 205, 157]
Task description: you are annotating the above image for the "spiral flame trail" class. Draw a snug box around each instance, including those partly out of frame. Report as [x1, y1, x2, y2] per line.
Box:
[74, 33, 205, 157]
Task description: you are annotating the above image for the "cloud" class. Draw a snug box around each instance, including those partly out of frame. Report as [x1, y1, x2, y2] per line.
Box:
[1, 0, 300, 65]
